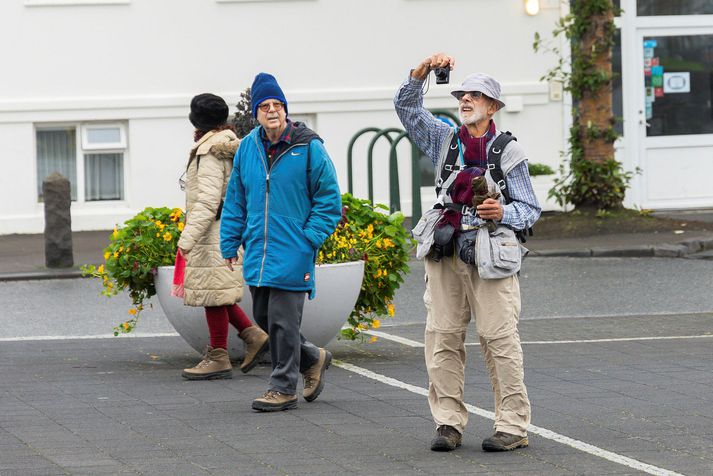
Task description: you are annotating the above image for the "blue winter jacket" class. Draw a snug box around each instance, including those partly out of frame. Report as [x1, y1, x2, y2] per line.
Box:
[220, 122, 342, 297]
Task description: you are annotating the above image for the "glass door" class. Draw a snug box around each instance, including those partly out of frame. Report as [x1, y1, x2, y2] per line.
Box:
[635, 28, 713, 208]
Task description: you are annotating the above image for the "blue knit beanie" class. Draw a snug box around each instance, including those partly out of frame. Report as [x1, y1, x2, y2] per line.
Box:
[251, 72, 288, 118]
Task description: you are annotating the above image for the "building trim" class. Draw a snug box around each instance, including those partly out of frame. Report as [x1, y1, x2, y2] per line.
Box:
[25, 0, 130, 6]
[0, 82, 549, 123]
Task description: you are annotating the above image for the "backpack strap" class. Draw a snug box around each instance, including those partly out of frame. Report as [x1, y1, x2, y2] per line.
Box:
[487, 131, 533, 242]
[486, 131, 516, 204]
[435, 129, 465, 197]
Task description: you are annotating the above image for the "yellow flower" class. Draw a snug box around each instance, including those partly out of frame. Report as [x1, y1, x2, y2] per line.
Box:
[372, 319, 381, 329]
[163, 232, 172, 242]
[113, 251, 119, 258]
[357, 323, 368, 330]
[177, 222, 185, 232]
[97, 264, 104, 274]
[103, 251, 110, 260]
[369, 336, 378, 343]
[112, 227, 118, 239]
[122, 322, 130, 330]
[156, 233, 160, 238]
[128, 308, 137, 316]
[387, 303, 395, 317]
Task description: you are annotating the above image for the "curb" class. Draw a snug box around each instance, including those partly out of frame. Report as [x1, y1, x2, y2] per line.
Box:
[0, 269, 85, 282]
[530, 237, 713, 259]
[2, 237, 713, 282]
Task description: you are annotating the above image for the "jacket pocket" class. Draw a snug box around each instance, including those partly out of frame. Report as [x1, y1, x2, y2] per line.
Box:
[476, 226, 522, 279]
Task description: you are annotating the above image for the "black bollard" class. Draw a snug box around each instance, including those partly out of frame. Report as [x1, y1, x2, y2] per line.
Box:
[43, 172, 74, 268]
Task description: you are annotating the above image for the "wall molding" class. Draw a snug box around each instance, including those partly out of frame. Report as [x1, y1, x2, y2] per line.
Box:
[0, 82, 549, 123]
[25, 0, 130, 6]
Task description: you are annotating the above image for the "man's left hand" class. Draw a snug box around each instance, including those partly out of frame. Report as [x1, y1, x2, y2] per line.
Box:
[476, 198, 503, 221]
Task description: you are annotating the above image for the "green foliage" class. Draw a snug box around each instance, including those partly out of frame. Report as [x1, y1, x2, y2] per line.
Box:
[232, 88, 257, 139]
[81, 207, 184, 335]
[528, 162, 555, 176]
[317, 193, 414, 341]
[534, 0, 635, 210]
[549, 153, 638, 210]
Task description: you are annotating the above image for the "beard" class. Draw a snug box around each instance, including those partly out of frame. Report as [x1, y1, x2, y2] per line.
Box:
[459, 104, 488, 126]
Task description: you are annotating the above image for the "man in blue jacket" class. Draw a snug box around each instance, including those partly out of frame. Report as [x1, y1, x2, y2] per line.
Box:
[221, 73, 342, 411]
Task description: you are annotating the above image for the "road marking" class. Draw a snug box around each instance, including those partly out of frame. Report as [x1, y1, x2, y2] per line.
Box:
[364, 330, 713, 348]
[0, 332, 179, 342]
[335, 360, 684, 476]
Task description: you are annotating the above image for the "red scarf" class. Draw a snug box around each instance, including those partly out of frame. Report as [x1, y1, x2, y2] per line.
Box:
[438, 121, 496, 229]
[458, 120, 496, 168]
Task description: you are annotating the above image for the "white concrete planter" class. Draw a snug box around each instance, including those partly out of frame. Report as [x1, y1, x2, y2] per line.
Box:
[154, 261, 365, 359]
[531, 175, 564, 212]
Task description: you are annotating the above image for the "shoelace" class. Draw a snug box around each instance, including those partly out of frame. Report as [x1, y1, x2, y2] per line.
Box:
[303, 375, 316, 389]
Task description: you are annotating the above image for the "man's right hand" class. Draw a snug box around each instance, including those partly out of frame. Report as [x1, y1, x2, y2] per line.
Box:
[412, 53, 455, 81]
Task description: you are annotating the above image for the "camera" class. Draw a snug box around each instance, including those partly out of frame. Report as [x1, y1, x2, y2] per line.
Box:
[433, 67, 450, 85]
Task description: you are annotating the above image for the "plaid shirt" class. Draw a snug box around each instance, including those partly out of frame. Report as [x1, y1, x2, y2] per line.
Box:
[394, 75, 541, 231]
[260, 119, 294, 165]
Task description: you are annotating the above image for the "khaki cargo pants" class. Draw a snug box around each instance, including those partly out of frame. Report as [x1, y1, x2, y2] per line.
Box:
[424, 253, 530, 437]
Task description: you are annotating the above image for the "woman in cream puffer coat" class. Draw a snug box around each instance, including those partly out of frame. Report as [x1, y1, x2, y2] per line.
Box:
[178, 93, 268, 381]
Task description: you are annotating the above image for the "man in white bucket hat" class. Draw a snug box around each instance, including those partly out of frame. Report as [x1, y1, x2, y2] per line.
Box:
[394, 53, 541, 453]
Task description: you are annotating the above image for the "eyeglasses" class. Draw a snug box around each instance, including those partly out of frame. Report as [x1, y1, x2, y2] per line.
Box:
[178, 172, 186, 191]
[454, 91, 484, 101]
[257, 102, 285, 113]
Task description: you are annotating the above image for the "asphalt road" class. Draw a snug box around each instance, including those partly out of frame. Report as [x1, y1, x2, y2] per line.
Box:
[2, 258, 713, 475]
[2, 257, 713, 339]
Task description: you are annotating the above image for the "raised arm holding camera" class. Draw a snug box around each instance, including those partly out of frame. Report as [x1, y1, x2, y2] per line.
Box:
[394, 53, 541, 453]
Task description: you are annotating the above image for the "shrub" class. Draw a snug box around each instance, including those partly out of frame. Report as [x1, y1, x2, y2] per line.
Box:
[81, 207, 184, 335]
[317, 193, 414, 340]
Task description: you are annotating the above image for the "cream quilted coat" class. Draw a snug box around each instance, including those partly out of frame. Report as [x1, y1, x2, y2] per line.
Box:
[177, 129, 243, 307]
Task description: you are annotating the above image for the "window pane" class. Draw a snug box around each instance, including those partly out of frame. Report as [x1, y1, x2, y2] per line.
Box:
[643, 35, 713, 136]
[613, 29, 623, 136]
[638, 1, 713, 16]
[36, 128, 77, 201]
[86, 127, 121, 145]
[85, 153, 124, 201]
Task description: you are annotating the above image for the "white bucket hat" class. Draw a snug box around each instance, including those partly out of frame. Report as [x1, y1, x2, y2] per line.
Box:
[450, 73, 506, 110]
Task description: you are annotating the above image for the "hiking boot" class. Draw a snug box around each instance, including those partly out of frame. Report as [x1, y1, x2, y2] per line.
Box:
[302, 348, 332, 402]
[430, 425, 462, 452]
[482, 431, 529, 452]
[239, 326, 269, 374]
[182, 346, 232, 380]
[251, 390, 298, 412]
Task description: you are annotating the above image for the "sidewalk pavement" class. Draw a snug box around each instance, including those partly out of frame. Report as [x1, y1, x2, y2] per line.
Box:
[1, 211, 713, 280]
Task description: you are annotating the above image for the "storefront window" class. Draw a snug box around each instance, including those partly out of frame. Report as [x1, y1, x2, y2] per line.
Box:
[642, 34, 713, 136]
[637, 1, 713, 16]
[613, 29, 623, 136]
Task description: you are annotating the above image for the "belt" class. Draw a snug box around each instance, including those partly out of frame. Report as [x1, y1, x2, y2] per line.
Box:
[459, 223, 483, 231]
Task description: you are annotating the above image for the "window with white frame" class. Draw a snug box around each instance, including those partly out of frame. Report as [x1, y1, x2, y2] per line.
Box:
[36, 123, 127, 202]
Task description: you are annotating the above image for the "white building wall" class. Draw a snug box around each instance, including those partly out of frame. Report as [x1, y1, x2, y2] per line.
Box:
[0, 0, 565, 234]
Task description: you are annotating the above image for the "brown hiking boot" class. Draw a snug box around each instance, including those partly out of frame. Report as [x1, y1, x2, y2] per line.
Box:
[302, 348, 332, 402]
[239, 326, 269, 374]
[251, 390, 298, 412]
[482, 431, 529, 452]
[430, 425, 462, 451]
[182, 346, 232, 380]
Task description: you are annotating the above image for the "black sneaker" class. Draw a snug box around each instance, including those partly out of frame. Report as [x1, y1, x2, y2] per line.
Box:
[430, 425, 462, 451]
[482, 431, 528, 452]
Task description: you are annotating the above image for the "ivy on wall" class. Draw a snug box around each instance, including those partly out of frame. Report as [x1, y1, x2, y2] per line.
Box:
[534, 0, 636, 210]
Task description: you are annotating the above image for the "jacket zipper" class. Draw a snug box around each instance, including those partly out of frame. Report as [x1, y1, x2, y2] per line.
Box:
[254, 135, 308, 286]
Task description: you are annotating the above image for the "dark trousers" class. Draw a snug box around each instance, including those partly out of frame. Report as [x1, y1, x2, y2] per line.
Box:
[249, 286, 320, 395]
